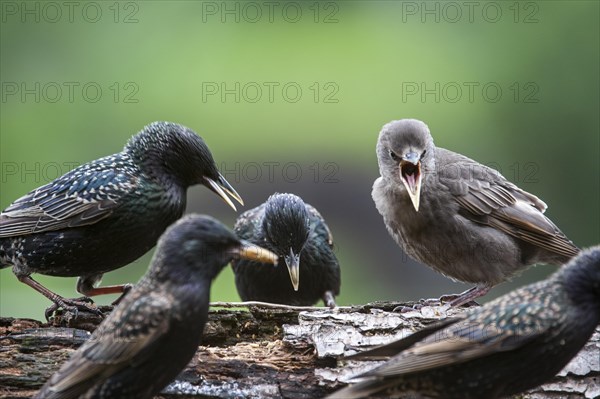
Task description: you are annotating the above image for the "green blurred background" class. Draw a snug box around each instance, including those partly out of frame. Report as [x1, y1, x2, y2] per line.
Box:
[1, 1, 598, 319]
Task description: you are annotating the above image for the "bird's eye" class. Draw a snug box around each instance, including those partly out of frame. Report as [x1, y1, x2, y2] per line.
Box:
[421, 150, 427, 159]
[389, 150, 400, 161]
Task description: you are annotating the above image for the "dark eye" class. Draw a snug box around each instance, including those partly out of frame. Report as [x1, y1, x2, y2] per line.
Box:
[421, 150, 427, 159]
[389, 150, 400, 161]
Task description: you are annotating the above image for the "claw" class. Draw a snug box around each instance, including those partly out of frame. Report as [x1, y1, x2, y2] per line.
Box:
[393, 304, 423, 313]
[44, 296, 102, 321]
[111, 284, 134, 306]
[323, 291, 337, 309]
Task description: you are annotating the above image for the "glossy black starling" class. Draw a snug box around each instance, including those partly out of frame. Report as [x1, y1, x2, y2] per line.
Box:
[0, 122, 243, 316]
[34, 214, 278, 399]
[231, 193, 341, 307]
[372, 119, 579, 306]
[328, 245, 600, 399]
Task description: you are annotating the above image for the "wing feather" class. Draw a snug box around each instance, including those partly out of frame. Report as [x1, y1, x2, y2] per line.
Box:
[41, 293, 171, 398]
[438, 150, 579, 259]
[0, 154, 137, 238]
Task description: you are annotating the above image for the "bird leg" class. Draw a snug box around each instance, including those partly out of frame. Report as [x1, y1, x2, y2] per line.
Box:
[446, 285, 491, 307]
[16, 275, 102, 320]
[323, 290, 337, 308]
[109, 284, 134, 306]
[77, 275, 133, 305]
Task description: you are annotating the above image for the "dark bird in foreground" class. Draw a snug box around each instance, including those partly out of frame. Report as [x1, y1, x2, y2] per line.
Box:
[35, 214, 278, 399]
[0, 122, 243, 317]
[232, 193, 341, 307]
[372, 119, 579, 306]
[328, 245, 600, 399]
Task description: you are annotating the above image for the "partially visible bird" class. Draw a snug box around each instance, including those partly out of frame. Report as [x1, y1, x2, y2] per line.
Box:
[34, 214, 278, 399]
[0, 122, 243, 317]
[328, 245, 600, 399]
[232, 193, 341, 307]
[372, 119, 579, 306]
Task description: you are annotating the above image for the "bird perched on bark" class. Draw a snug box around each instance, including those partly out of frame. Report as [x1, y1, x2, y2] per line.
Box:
[328, 245, 600, 399]
[0, 122, 243, 317]
[34, 214, 278, 399]
[232, 193, 340, 307]
[372, 119, 579, 306]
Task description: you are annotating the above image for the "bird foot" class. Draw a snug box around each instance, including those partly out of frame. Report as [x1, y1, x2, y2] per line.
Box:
[110, 283, 134, 306]
[431, 294, 480, 307]
[448, 298, 481, 308]
[444, 286, 490, 307]
[395, 297, 444, 312]
[393, 296, 471, 313]
[323, 291, 337, 309]
[44, 296, 103, 321]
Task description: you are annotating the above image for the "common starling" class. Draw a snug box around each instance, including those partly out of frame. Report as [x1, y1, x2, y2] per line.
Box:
[372, 119, 579, 306]
[34, 214, 278, 399]
[0, 122, 243, 317]
[328, 245, 600, 399]
[232, 193, 341, 307]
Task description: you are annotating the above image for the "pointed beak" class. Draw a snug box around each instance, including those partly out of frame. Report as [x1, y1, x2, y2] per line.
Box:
[399, 152, 422, 212]
[231, 240, 278, 265]
[284, 248, 300, 291]
[204, 173, 244, 211]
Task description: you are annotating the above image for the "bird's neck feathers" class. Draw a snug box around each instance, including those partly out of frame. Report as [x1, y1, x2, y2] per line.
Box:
[126, 144, 190, 189]
[560, 249, 600, 315]
[146, 238, 226, 288]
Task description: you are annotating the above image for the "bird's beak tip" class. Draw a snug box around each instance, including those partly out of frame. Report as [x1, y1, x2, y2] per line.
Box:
[204, 175, 242, 211]
[399, 160, 422, 212]
[218, 173, 244, 206]
[285, 250, 300, 291]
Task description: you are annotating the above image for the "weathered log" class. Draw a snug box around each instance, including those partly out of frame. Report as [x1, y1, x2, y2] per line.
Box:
[0, 302, 598, 399]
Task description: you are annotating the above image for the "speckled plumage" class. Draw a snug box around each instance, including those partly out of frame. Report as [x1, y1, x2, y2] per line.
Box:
[0, 122, 242, 315]
[328, 245, 600, 399]
[232, 193, 341, 307]
[372, 119, 579, 306]
[34, 214, 277, 399]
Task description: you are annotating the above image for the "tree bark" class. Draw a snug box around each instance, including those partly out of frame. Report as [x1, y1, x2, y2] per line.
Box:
[1, 302, 598, 399]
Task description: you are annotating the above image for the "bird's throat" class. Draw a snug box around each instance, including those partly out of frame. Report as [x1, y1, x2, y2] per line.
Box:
[399, 161, 422, 212]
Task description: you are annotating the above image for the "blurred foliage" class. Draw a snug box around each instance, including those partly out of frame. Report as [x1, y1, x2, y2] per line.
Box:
[1, 1, 598, 319]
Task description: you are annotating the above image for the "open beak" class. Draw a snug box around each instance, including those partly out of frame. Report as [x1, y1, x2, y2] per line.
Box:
[232, 240, 278, 265]
[204, 173, 244, 211]
[284, 248, 300, 291]
[399, 153, 422, 212]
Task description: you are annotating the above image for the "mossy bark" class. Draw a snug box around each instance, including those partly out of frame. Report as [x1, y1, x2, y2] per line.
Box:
[1, 302, 598, 398]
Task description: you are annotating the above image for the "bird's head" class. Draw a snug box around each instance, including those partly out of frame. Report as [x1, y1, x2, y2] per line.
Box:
[561, 246, 600, 311]
[126, 122, 243, 210]
[153, 214, 278, 283]
[262, 193, 311, 291]
[376, 119, 435, 212]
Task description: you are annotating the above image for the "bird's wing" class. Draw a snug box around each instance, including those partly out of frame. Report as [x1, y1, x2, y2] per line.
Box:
[39, 292, 171, 399]
[233, 204, 265, 240]
[0, 156, 138, 237]
[437, 149, 579, 258]
[306, 204, 334, 247]
[347, 317, 462, 360]
[361, 302, 549, 379]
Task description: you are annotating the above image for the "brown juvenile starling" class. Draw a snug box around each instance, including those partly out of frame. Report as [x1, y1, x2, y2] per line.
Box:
[34, 214, 278, 399]
[372, 119, 579, 306]
[0, 122, 242, 317]
[232, 193, 341, 307]
[328, 245, 600, 399]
